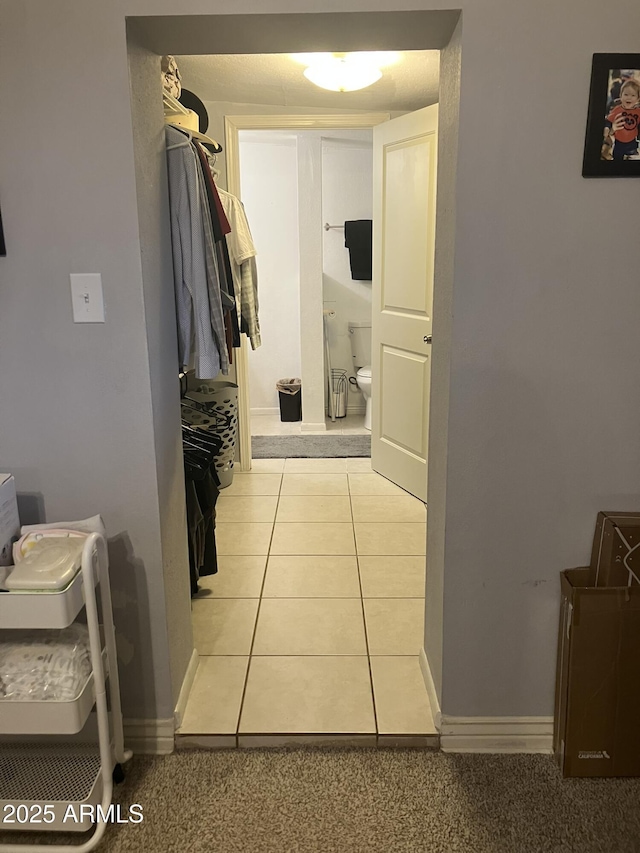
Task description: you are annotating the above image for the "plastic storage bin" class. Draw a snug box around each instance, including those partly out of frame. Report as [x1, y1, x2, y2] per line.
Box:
[185, 378, 239, 488]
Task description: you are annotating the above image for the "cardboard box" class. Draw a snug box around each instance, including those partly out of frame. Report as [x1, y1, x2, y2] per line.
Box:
[591, 511, 640, 587]
[0, 474, 20, 566]
[554, 567, 640, 777]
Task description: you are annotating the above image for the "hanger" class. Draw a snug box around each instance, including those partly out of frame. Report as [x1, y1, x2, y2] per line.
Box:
[182, 395, 233, 428]
[166, 124, 193, 151]
[181, 398, 225, 426]
[165, 116, 223, 153]
[182, 425, 223, 453]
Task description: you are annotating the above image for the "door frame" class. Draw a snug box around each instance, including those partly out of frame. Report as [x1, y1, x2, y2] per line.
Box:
[224, 113, 390, 471]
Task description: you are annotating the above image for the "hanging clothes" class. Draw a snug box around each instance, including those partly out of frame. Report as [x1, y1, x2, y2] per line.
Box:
[194, 143, 242, 354]
[218, 188, 262, 349]
[191, 140, 229, 375]
[165, 125, 228, 379]
[182, 416, 222, 596]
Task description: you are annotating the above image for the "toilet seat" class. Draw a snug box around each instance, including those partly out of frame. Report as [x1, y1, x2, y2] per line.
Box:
[357, 366, 371, 379]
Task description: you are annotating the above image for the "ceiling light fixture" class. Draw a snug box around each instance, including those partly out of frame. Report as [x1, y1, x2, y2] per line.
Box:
[303, 54, 383, 92]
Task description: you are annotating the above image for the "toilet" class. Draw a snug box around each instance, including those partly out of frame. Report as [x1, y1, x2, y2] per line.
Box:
[348, 320, 372, 431]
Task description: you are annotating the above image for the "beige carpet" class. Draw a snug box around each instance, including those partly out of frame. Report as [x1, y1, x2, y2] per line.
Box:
[2, 749, 639, 852]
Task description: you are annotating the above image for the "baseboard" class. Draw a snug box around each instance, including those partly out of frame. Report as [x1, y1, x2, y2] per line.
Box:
[174, 649, 199, 730]
[301, 422, 327, 432]
[250, 407, 279, 416]
[439, 716, 554, 754]
[419, 647, 442, 729]
[346, 405, 366, 415]
[123, 718, 175, 755]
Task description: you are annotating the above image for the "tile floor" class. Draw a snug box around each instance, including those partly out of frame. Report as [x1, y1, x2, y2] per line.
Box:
[177, 457, 436, 748]
[251, 413, 370, 436]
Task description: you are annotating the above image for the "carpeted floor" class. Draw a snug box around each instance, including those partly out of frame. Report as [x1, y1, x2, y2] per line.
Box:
[4, 749, 639, 852]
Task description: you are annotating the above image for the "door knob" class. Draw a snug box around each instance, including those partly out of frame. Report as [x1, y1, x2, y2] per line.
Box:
[424, 335, 432, 344]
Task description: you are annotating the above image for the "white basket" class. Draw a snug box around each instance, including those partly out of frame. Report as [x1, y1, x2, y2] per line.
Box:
[186, 379, 239, 488]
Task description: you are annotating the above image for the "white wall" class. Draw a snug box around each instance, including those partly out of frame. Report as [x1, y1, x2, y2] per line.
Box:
[321, 136, 373, 413]
[239, 134, 301, 414]
[204, 100, 398, 192]
[240, 130, 373, 423]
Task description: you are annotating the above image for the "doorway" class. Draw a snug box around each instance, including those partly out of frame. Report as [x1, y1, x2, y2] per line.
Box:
[126, 15, 460, 744]
[175, 75, 437, 744]
[227, 118, 386, 454]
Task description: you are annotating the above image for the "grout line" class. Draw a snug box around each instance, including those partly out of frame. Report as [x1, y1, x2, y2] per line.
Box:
[235, 464, 284, 735]
[350, 472, 379, 736]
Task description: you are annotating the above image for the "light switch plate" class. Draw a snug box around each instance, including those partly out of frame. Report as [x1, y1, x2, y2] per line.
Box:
[70, 274, 105, 323]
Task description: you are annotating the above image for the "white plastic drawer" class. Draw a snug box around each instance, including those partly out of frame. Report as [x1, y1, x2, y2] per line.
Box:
[0, 651, 108, 735]
[0, 570, 92, 629]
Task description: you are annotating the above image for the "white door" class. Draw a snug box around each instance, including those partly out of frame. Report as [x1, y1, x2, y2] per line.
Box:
[371, 105, 438, 502]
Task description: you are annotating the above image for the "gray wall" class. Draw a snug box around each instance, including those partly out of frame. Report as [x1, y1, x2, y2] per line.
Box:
[424, 16, 461, 704]
[0, 1, 176, 720]
[2, 0, 640, 725]
[127, 37, 194, 713]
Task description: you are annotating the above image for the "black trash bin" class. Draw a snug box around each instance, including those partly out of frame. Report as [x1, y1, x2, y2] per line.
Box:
[277, 378, 302, 422]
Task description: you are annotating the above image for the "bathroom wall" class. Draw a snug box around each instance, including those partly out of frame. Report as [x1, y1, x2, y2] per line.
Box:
[321, 134, 373, 414]
[203, 99, 397, 192]
[239, 129, 373, 420]
[239, 132, 302, 414]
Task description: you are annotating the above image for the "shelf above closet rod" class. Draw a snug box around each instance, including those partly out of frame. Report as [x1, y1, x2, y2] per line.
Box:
[163, 91, 190, 116]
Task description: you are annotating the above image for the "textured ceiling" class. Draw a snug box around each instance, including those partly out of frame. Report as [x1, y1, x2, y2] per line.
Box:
[175, 52, 439, 112]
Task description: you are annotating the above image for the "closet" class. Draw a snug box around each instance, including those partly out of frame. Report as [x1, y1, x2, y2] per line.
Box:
[162, 61, 261, 596]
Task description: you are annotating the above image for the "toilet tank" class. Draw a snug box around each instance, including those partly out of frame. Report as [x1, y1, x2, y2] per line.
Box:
[348, 320, 372, 370]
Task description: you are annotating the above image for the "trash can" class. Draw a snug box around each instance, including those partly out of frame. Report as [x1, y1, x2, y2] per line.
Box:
[276, 378, 302, 422]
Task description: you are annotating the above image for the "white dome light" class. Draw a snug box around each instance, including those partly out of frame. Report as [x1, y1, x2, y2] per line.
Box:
[303, 56, 382, 92]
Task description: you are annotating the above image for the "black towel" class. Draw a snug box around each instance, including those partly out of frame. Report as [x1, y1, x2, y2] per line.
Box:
[344, 219, 372, 281]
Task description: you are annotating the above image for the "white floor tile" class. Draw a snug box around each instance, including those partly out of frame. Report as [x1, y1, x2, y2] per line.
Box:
[281, 474, 349, 496]
[284, 458, 348, 473]
[348, 473, 407, 496]
[216, 495, 278, 523]
[216, 522, 274, 555]
[276, 495, 352, 523]
[179, 656, 249, 734]
[262, 556, 360, 598]
[223, 473, 282, 496]
[239, 656, 375, 734]
[370, 656, 436, 735]
[192, 599, 259, 655]
[195, 555, 267, 598]
[250, 458, 286, 473]
[252, 598, 367, 655]
[346, 458, 373, 473]
[188, 456, 434, 737]
[354, 523, 426, 556]
[358, 556, 426, 598]
[363, 599, 425, 656]
[271, 523, 356, 556]
[238, 734, 377, 748]
[251, 415, 301, 436]
[351, 495, 426, 524]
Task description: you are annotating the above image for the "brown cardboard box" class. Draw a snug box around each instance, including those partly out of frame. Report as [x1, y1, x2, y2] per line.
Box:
[590, 511, 640, 587]
[554, 567, 640, 777]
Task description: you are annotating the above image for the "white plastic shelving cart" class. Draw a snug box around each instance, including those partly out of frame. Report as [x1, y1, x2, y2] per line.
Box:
[0, 533, 131, 851]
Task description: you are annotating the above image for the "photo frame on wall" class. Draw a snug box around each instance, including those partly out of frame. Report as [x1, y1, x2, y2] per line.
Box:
[583, 54, 640, 177]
